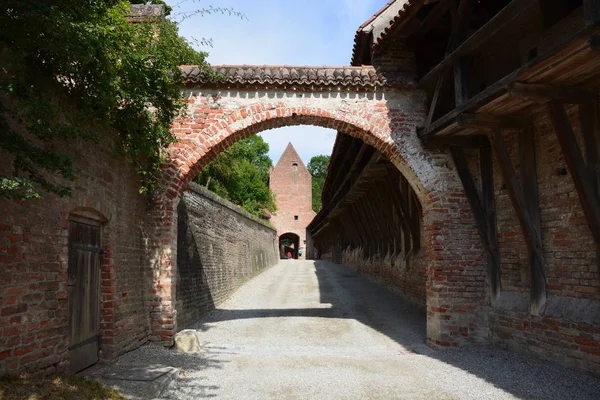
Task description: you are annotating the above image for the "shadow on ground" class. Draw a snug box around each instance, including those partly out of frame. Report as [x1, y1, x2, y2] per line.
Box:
[183, 259, 600, 400]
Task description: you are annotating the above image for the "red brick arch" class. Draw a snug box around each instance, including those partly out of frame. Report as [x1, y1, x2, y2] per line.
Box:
[163, 102, 432, 205]
[147, 89, 486, 349]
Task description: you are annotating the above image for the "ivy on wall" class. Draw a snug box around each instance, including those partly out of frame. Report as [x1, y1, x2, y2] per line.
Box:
[0, 0, 214, 200]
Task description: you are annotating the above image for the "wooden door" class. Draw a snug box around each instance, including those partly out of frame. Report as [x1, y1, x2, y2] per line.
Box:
[68, 219, 102, 372]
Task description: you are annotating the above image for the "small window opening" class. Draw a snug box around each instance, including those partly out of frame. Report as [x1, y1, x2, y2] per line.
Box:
[292, 162, 298, 171]
[294, 215, 299, 220]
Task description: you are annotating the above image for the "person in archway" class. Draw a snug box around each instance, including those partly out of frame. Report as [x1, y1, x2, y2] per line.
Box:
[286, 251, 292, 259]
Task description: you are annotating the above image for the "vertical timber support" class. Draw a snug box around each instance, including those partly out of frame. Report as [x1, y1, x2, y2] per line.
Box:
[386, 174, 414, 257]
[488, 127, 546, 313]
[548, 100, 600, 273]
[450, 145, 501, 301]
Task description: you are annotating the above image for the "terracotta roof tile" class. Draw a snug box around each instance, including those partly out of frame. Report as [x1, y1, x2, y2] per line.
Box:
[181, 65, 405, 90]
[351, 0, 421, 66]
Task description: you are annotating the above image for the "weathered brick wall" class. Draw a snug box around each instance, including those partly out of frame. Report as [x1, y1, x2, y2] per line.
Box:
[150, 82, 491, 351]
[176, 183, 278, 330]
[0, 133, 150, 374]
[484, 106, 600, 376]
[270, 143, 316, 259]
[343, 247, 427, 309]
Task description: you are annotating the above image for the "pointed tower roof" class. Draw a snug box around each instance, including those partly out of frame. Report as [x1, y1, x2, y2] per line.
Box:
[273, 142, 307, 170]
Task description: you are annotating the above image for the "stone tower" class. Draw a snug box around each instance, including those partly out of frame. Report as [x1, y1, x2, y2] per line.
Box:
[269, 143, 316, 259]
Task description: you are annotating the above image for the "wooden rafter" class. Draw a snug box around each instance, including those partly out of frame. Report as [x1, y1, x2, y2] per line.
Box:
[426, 0, 476, 127]
[420, 0, 537, 86]
[415, 0, 455, 37]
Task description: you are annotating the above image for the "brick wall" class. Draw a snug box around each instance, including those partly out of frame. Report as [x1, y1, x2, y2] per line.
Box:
[176, 183, 278, 330]
[0, 133, 150, 375]
[270, 143, 316, 259]
[485, 106, 600, 376]
[343, 246, 427, 309]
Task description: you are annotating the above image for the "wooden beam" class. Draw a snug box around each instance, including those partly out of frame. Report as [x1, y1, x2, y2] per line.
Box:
[329, 144, 372, 206]
[457, 113, 532, 130]
[579, 99, 600, 273]
[420, 8, 594, 139]
[427, 0, 472, 128]
[517, 127, 546, 308]
[480, 142, 501, 299]
[508, 82, 596, 104]
[451, 146, 501, 300]
[547, 101, 600, 265]
[579, 101, 600, 193]
[328, 138, 362, 201]
[401, 174, 422, 251]
[426, 69, 449, 128]
[415, 0, 455, 37]
[387, 172, 418, 255]
[488, 127, 546, 314]
[385, 174, 413, 255]
[454, 56, 471, 106]
[448, 0, 475, 53]
[420, 0, 537, 85]
[373, 183, 398, 254]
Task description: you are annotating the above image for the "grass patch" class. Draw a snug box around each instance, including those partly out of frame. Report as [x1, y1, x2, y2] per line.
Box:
[0, 374, 126, 400]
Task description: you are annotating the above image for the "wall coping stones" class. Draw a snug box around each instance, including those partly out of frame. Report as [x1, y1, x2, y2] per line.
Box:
[181, 65, 412, 90]
[186, 182, 276, 232]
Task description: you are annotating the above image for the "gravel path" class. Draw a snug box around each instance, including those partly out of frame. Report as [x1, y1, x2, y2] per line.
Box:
[101, 260, 600, 399]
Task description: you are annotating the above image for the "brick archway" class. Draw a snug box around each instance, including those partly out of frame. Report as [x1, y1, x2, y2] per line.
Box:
[146, 66, 487, 347]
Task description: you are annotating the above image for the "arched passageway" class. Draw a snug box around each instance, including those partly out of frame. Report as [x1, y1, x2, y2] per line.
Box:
[279, 232, 300, 259]
[146, 65, 487, 349]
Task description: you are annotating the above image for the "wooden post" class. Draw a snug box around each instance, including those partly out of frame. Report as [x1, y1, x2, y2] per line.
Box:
[450, 146, 501, 300]
[548, 100, 600, 273]
[488, 127, 546, 313]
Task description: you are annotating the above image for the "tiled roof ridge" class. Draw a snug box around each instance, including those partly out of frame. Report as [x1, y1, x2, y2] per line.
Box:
[181, 64, 410, 89]
[351, 0, 421, 66]
[208, 64, 374, 69]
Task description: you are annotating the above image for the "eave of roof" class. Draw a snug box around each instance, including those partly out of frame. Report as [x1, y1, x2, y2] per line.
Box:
[351, 0, 422, 66]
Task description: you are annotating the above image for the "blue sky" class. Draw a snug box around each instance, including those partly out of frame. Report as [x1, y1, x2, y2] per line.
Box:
[166, 0, 384, 164]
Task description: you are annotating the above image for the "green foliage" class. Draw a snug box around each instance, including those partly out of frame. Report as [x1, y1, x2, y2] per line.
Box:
[307, 154, 330, 212]
[195, 136, 276, 218]
[0, 0, 213, 200]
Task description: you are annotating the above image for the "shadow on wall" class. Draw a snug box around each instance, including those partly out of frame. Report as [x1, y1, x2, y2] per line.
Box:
[176, 200, 216, 330]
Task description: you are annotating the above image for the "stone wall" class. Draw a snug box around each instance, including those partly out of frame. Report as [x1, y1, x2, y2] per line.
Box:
[176, 183, 278, 330]
[0, 133, 150, 375]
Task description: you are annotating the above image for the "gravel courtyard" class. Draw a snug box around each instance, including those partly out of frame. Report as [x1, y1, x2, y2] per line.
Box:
[102, 260, 600, 399]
